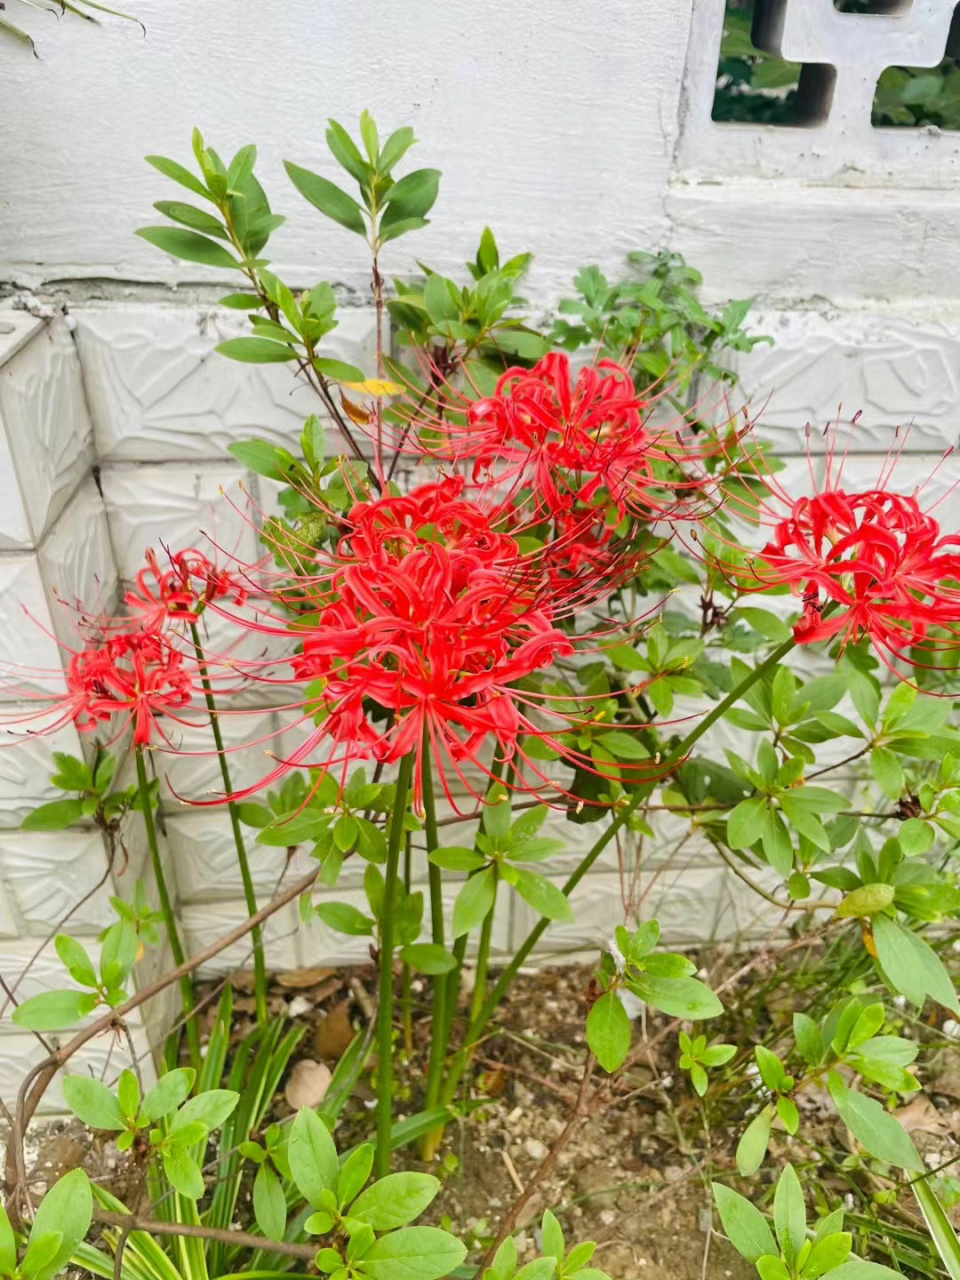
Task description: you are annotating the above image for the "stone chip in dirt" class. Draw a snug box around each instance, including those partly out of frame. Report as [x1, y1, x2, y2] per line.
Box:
[285, 1059, 333, 1109]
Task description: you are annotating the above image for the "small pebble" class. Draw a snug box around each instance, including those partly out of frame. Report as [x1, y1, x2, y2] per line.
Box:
[524, 1137, 549, 1161]
[287, 995, 312, 1018]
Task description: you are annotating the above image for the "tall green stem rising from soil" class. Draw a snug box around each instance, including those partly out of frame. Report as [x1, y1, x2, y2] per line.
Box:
[189, 621, 267, 1028]
[134, 745, 201, 1068]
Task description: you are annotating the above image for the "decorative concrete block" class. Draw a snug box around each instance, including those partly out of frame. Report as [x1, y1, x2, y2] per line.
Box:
[0, 316, 93, 545]
[0, 828, 114, 934]
[0, 712, 85, 823]
[155, 709, 282, 806]
[181, 898, 302, 975]
[37, 479, 118, 650]
[100, 463, 259, 583]
[677, 0, 960, 185]
[0, 556, 68, 701]
[165, 811, 311, 903]
[3, 1025, 158, 1116]
[731, 310, 960, 456]
[76, 305, 381, 462]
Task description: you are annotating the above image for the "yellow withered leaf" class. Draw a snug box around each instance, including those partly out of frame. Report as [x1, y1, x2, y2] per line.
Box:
[342, 379, 403, 397]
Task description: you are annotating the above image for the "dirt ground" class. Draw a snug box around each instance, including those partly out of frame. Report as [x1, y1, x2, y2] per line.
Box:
[19, 954, 960, 1280]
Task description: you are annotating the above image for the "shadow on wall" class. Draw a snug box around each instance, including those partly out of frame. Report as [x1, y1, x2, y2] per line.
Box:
[713, 0, 960, 128]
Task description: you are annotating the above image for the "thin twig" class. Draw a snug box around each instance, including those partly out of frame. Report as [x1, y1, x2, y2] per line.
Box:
[6, 865, 321, 1217]
[94, 1208, 318, 1260]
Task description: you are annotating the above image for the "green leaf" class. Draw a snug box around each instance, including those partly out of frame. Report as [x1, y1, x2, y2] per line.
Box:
[375, 126, 414, 175]
[349, 1172, 440, 1229]
[0, 1205, 15, 1278]
[253, 1162, 287, 1241]
[21, 1232, 62, 1280]
[872, 914, 960, 1013]
[219, 292, 261, 310]
[803, 1233, 852, 1279]
[313, 358, 367, 382]
[100, 920, 138, 988]
[12, 989, 95, 1032]
[338, 1143, 374, 1209]
[29, 1168, 92, 1280]
[757, 1257, 791, 1280]
[541, 1208, 565, 1261]
[510, 869, 574, 923]
[736, 1107, 772, 1176]
[827, 1071, 922, 1171]
[228, 439, 297, 481]
[216, 337, 296, 363]
[586, 991, 631, 1073]
[912, 1177, 960, 1280]
[284, 162, 367, 235]
[314, 902, 374, 936]
[146, 154, 212, 201]
[141, 1067, 195, 1123]
[170, 1088, 238, 1134]
[382, 168, 440, 221]
[727, 797, 766, 849]
[136, 226, 240, 269]
[22, 799, 83, 831]
[153, 201, 227, 238]
[289, 1107, 339, 1205]
[54, 936, 97, 988]
[595, 730, 649, 761]
[774, 1164, 806, 1267]
[870, 747, 904, 801]
[428, 846, 486, 872]
[359, 1226, 467, 1280]
[712, 1183, 776, 1264]
[399, 944, 456, 975]
[835, 883, 895, 919]
[452, 867, 496, 938]
[825, 1263, 910, 1280]
[162, 1146, 204, 1200]
[61, 1076, 125, 1131]
[634, 975, 723, 1020]
[326, 119, 370, 182]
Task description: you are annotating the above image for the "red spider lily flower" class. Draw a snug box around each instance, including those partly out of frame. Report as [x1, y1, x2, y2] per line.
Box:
[759, 489, 960, 659]
[383, 353, 731, 527]
[711, 423, 960, 670]
[199, 478, 656, 812]
[125, 548, 247, 634]
[4, 631, 197, 747]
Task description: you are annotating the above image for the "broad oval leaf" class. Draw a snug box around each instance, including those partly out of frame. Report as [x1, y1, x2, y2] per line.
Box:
[349, 1171, 440, 1229]
[359, 1225, 467, 1280]
[289, 1106, 339, 1205]
[61, 1076, 125, 1131]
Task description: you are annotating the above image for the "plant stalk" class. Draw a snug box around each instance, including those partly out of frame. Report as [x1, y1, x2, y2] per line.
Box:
[189, 622, 267, 1029]
[440, 632, 797, 1105]
[376, 750, 415, 1177]
[134, 746, 201, 1069]
[421, 748, 448, 1154]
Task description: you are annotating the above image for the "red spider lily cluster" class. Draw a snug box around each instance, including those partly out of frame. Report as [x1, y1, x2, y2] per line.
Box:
[2, 549, 246, 748]
[11, 354, 960, 805]
[708, 425, 960, 672]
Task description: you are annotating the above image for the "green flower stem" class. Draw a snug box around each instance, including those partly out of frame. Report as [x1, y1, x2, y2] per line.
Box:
[469, 873, 498, 1025]
[189, 622, 267, 1029]
[134, 745, 201, 1069]
[376, 750, 415, 1177]
[422, 748, 448, 1118]
[439, 632, 797, 1106]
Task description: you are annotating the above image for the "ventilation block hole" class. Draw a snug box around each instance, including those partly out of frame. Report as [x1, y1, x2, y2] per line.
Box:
[872, 3, 960, 126]
[712, 0, 835, 125]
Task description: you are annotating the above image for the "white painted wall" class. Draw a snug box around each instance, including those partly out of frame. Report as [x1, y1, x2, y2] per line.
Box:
[2, 0, 960, 1081]
[0, 0, 690, 295]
